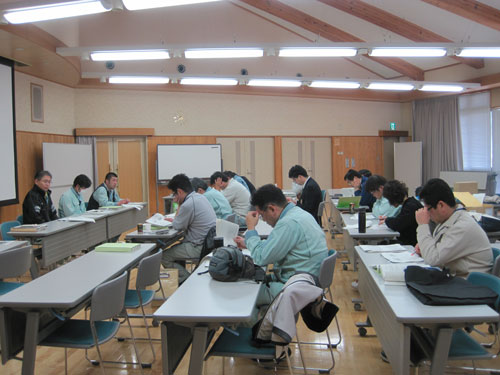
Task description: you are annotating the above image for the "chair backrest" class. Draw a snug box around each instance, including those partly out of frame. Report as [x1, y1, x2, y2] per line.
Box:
[226, 214, 238, 224]
[90, 271, 128, 322]
[135, 249, 162, 290]
[199, 226, 217, 261]
[467, 272, 500, 311]
[318, 250, 337, 290]
[1, 220, 21, 241]
[0, 245, 31, 279]
[16, 215, 23, 225]
[491, 247, 500, 277]
[317, 201, 325, 219]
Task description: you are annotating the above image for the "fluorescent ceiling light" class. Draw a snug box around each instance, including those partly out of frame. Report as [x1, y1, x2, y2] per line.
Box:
[91, 50, 170, 61]
[457, 48, 500, 58]
[122, 0, 220, 11]
[4, 0, 110, 24]
[370, 48, 447, 57]
[184, 48, 263, 59]
[109, 76, 169, 84]
[367, 82, 414, 91]
[180, 77, 238, 86]
[279, 48, 357, 57]
[419, 84, 464, 92]
[247, 79, 302, 88]
[310, 80, 360, 89]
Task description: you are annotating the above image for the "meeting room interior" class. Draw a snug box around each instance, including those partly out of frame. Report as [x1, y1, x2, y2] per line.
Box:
[1, 1, 500, 374]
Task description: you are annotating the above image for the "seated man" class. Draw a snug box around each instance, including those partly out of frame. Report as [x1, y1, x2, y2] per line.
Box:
[58, 174, 92, 218]
[87, 172, 129, 210]
[381, 180, 422, 246]
[163, 174, 216, 284]
[23, 170, 58, 224]
[234, 184, 328, 307]
[191, 177, 232, 220]
[344, 169, 376, 210]
[415, 178, 492, 277]
[288, 165, 323, 224]
[365, 175, 401, 219]
[211, 171, 250, 218]
[224, 170, 256, 195]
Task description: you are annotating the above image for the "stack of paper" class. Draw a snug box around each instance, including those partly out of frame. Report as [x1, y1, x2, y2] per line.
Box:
[59, 216, 95, 223]
[360, 244, 406, 253]
[146, 213, 172, 227]
[122, 203, 143, 210]
[95, 242, 139, 252]
[10, 224, 47, 232]
[381, 251, 424, 263]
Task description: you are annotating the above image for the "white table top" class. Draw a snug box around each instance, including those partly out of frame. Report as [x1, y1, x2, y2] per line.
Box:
[0, 243, 155, 309]
[342, 213, 400, 239]
[154, 258, 262, 323]
[356, 246, 499, 324]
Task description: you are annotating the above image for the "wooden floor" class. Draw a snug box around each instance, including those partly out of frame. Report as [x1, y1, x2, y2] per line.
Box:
[3, 234, 500, 375]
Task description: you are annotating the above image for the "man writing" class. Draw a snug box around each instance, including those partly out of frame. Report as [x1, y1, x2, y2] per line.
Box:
[415, 178, 492, 277]
[234, 184, 327, 307]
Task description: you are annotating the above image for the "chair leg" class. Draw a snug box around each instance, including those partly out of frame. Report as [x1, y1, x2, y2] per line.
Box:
[64, 347, 68, 375]
[140, 303, 156, 363]
[93, 340, 107, 375]
[295, 332, 308, 375]
[125, 312, 145, 375]
[284, 346, 295, 375]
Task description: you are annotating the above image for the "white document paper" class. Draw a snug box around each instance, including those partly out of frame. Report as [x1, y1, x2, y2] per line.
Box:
[216, 219, 239, 247]
[59, 216, 95, 223]
[360, 244, 406, 253]
[122, 203, 143, 210]
[381, 251, 424, 263]
[146, 213, 172, 227]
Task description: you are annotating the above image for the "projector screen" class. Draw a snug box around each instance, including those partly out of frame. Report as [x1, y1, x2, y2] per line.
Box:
[0, 57, 18, 206]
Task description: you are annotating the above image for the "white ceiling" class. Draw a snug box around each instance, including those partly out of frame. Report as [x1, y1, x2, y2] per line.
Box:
[1, 0, 500, 100]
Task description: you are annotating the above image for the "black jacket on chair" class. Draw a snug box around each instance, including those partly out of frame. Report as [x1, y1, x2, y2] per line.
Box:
[297, 177, 323, 224]
[22, 184, 58, 224]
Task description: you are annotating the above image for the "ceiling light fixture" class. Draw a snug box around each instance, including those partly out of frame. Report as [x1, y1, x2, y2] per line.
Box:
[419, 84, 464, 92]
[90, 50, 170, 61]
[456, 48, 500, 58]
[184, 48, 264, 59]
[367, 82, 414, 91]
[370, 48, 447, 57]
[109, 76, 169, 84]
[122, 0, 221, 11]
[310, 80, 360, 89]
[279, 48, 357, 57]
[247, 79, 302, 88]
[3, 0, 111, 24]
[179, 77, 238, 86]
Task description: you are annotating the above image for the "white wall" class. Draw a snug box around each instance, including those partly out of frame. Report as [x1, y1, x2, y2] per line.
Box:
[75, 89, 406, 136]
[15, 72, 75, 135]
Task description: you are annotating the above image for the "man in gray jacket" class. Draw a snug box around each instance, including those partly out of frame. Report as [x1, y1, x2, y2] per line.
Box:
[163, 174, 216, 283]
[415, 178, 492, 277]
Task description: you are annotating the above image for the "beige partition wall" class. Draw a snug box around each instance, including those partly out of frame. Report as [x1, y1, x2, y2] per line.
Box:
[281, 137, 332, 190]
[216, 137, 275, 188]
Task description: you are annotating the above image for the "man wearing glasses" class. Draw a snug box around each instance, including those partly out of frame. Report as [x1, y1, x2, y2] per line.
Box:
[234, 184, 327, 308]
[414, 178, 492, 277]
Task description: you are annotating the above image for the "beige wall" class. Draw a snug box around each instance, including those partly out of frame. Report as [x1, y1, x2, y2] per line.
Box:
[74, 89, 406, 136]
[15, 72, 75, 135]
[492, 88, 500, 109]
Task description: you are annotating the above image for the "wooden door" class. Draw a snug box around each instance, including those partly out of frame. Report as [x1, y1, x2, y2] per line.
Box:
[332, 137, 384, 188]
[116, 139, 145, 202]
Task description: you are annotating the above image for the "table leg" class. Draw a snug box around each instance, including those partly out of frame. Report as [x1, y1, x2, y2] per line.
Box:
[430, 327, 453, 375]
[22, 311, 39, 375]
[189, 326, 208, 375]
[161, 322, 169, 375]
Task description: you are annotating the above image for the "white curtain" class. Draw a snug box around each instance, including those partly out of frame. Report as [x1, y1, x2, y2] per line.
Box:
[413, 95, 463, 184]
[492, 108, 500, 194]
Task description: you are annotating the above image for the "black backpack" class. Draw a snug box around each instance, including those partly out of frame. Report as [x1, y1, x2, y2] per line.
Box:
[208, 246, 266, 282]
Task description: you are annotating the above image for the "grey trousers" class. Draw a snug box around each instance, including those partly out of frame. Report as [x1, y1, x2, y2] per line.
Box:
[161, 241, 202, 284]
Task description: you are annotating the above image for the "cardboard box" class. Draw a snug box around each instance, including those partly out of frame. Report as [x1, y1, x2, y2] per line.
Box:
[454, 181, 478, 194]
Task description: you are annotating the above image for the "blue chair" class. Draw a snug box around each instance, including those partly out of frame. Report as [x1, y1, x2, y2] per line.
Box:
[491, 247, 500, 276]
[412, 272, 500, 372]
[40, 271, 143, 374]
[0, 220, 20, 241]
[0, 245, 31, 295]
[16, 215, 23, 225]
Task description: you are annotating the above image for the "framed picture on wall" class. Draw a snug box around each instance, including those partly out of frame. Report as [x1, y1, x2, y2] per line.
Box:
[31, 83, 44, 123]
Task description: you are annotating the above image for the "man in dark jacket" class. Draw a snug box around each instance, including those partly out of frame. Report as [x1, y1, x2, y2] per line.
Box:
[344, 169, 376, 211]
[288, 165, 323, 224]
[23, 170, 58, 224]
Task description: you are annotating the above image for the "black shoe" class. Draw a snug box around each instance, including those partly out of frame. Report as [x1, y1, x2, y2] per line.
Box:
[252, 347, 291, 363]
[380, 351, 389, 363]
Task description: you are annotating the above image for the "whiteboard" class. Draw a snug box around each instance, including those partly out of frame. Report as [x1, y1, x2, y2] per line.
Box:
[0, 58, 18, 206]
[43, 143, 94, 206]
[440, 171, 488, 190]
[157, 144, 222, 181]
[394, 142, 422, 197]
